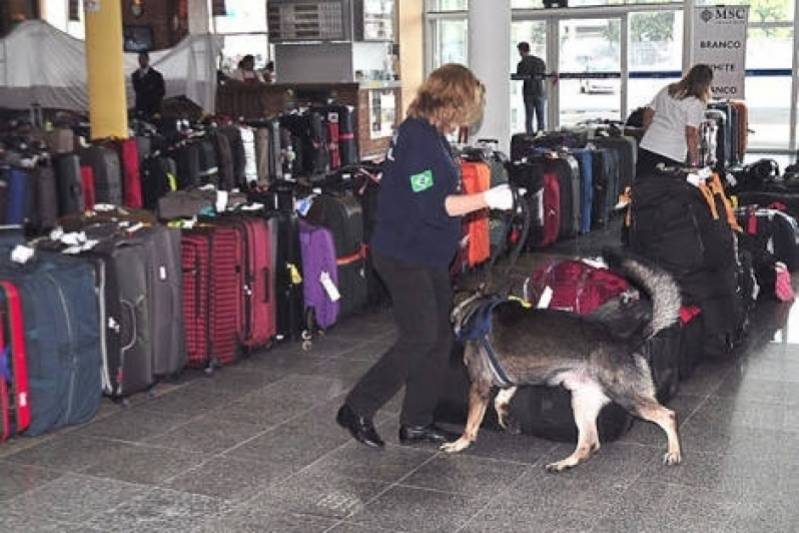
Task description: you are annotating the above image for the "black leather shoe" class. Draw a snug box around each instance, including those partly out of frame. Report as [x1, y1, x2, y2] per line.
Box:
[336, 404, 384, 448]
[399, 424, 458, 445]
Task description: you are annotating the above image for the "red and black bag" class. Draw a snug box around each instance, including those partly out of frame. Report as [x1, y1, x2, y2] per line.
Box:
[528, 259, 629, 314]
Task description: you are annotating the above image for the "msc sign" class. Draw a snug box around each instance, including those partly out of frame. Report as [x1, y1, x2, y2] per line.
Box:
[700, 7, 748, 22]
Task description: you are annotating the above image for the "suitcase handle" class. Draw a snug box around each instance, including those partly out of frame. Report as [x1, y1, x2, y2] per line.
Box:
[119, 300, 138, 353]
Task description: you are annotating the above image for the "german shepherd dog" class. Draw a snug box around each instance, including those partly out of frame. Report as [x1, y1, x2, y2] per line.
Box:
[443, 249, 683, 472]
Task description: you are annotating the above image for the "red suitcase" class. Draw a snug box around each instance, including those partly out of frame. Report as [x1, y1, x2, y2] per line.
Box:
[528, 259, 630, 314]
[80, 165, 96, 209]
[181, 225, 243, 370]
[119, 138, 143, 208]
[0, 281, 31, 440]
[219, 217, 276, 350]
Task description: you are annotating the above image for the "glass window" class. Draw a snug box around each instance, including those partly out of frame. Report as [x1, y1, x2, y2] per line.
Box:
[427, 0, 468, 11]
[214, 0, 268, 33]
[510, 21, 547, 133]
[697, 0, 794, 23]
[628, 11, 683, 72]
[431, 19, 468, 68]
[559, 18, 622, 126]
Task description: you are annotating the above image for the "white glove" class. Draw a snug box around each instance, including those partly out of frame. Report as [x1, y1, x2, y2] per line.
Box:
[483, 184, 515, 211]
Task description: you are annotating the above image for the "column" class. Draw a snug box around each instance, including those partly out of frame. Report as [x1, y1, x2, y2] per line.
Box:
[188, 0, 211, 35]
[84, 0, 128, 140]
[468, 0, 511, 151]
[398, 0, 424, 114]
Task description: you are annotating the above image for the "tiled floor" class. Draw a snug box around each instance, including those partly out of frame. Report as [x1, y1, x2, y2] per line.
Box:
[2, 230, 799, 532]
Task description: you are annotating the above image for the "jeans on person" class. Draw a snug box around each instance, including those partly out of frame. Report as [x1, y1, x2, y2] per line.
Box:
[524, 95, 546, 135]
[345, 252, 452, 427]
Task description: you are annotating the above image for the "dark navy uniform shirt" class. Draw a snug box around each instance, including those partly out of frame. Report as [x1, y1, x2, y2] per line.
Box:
[371, 117, 461, 269]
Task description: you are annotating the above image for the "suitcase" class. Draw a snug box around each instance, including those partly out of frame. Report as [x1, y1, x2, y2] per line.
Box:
[730, 99, 749, 162]
[55, 155, 85, 216]
[0, 281, 31, 439]
[157, 189, 214, 220]
[220, 126, 246, 187]
[459, 160, 491, 267]
[299, 220, 340, 330]
[569, 148, 593, 234]
[31, 164, 58, 232]
[174, 143, 202, 190]
[239, 126, 259, 186]
[197, 139, 220, 187]
[213, 130, 236, 191]
[262, 119, 284, 181]
[270, 210, 306, 340]
[737, 206, 799, 271]
[218, 216, 276, 350]
[43, 128, 74, 154]
[254, 127, 272, 184]
[593, 135, 635, 192]
[305, 193, 367, 317]
[181, 225, 243, 369]
[327, 105, 357, 166]
[544, 153, 579, 240]
[80, 145, 122, 205]
[6, 168, 29, 226]
[280, 113, 330, 178]
[119, 138, 143, 208]
[141, 156, 175, 210]
[0, 250, 102, 436]
[80, 165, 96, 210]
[325, 111, 342, 170]
[705, 108, 729, 170]
[590, 146, 617, 228]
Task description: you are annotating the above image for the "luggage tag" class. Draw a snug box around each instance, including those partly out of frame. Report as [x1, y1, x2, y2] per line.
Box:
[215, 190, 229, 213]
[10, 245, 34, 264]
[320, 271, 341, 302]
[240, 203, 264, 212]
[296, 197, 314, 217]
[581, 257, 607, 269]
[288, 263, 303, 285]
[93, 203, 116, 212]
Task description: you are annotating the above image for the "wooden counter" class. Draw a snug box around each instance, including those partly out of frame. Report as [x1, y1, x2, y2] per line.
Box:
[216, 81, 402, 160]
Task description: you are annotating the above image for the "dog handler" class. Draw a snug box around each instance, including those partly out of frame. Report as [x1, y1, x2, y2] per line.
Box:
[636, 64, 714, 175]
[336, 64, 516, 448]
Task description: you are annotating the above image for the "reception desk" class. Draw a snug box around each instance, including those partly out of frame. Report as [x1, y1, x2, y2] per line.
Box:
[216, 81, 402, 160]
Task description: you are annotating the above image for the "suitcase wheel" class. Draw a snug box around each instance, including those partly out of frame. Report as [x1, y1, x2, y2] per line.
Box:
[301, 330, 312, 341]
[302, 340, 312, 351]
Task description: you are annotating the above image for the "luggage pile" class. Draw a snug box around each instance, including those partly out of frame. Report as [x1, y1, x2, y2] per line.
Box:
[508, 124, 638, 249]
[700, 100, 748, 170]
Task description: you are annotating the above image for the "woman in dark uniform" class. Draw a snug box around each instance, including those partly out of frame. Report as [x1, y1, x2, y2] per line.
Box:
[336, 64, 515, 447]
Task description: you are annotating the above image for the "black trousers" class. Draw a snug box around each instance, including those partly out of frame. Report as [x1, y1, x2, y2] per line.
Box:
[636, 147, 682, 179]
[346, 252, 452, 427]
[524, 95, 546, 135]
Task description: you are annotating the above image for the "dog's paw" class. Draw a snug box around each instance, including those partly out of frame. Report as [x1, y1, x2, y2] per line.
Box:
[662, 451, 682, 466]
[544, 460, 574, 473]
[505, 415, 522, 435]
[440, 437, 471, 453]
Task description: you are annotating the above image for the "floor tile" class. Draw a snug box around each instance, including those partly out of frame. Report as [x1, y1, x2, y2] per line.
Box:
[328, 522, 401, 533]
[349, 485, 488, 533]
[680, 422, 799, 460]
[725, 494, 799, 533]
[256, 374, 353, 405]
[400, 453, 528, 498]
[686, 396, 788, 432]
[145, 415, 266, 455]
[231, 423, 347, 471]
[163, 456, 293, 501]
[209, 389, 317, 430]
[78, 408, 194, 443]
[83, 444, 206, 485]
[459, 501, 596, 533]
[249, 471, 389, 520]
[592, 480, 740, 533]
[136, 382, 238, 417]
[4, 433, 132, 473]
[3, 473, 148, 524]
[84, 487, 233, 532]
[306, 442, 434, 484]
[0, 508, 77, 533]
[197, 507, 338, 533]
[0, 461, 64, 502]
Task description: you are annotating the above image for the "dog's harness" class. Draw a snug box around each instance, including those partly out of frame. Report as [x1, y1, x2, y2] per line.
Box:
[456, 297, 514, 388]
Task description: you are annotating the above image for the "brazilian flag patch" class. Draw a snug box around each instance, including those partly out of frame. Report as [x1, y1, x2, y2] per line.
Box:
[410, 170, 434, 193]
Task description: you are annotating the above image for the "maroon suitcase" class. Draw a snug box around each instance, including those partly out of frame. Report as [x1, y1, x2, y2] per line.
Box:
[181, 225, 243, 370]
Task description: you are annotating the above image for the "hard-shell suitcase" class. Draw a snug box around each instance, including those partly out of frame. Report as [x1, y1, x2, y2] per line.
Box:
[80, 165, 96, 210]
[182, 225, 243, 369]
[32, 164, 58, 232]
[80, 145, 122, 205]
[305, 193, 367, 317]
[730, 99, 749, 162]
[593, 135, 635, 192]
[0, 281, 31, 439]
[543, 153, 579, 240]
[327, 105, 357, 166]
[0, 250, 102, 436]
[119, 138, 143, 208]
[55, 154, 85, 216]
[270, 210, 306, 340]
[569, 148, 593, 234]
[299, 220, 340, 329]
[218, 216, 275, 350]
[213, 131, 236, 191]
[590, 146, 617, 228]
[705, 109, 729, 170]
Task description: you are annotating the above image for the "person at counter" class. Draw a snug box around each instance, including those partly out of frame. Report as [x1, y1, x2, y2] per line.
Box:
[231, 55, 265, 84]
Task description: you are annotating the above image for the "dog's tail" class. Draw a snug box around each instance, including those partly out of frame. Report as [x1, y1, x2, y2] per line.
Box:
[603, 247, 682, 339]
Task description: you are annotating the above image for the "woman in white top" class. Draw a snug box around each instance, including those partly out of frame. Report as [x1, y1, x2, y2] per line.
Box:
[231, 55, 265, 84]
[637, 64, 713, 176]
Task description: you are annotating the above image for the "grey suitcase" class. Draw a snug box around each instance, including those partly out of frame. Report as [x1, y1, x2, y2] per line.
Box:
[80, 145, 122, 205]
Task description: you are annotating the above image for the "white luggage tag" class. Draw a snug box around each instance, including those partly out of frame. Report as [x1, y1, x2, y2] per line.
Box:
[240, 203, 264, 212]
[10, 245, 35, 264]
[296, 196, 314, 217]
[320, 271, 341, 302]
[537, 286, 553, 309]
[93, 203, 116, 212]
[581, 257, 607, 269]
[215, 190, 229, 213]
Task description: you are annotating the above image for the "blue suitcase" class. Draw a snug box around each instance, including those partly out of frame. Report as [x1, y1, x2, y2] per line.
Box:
[6, 168, 29, 226]
[0, 249, 102, 436]
[569, 148, 594, 234]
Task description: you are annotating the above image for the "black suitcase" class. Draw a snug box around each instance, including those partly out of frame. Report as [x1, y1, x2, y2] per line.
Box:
[213, 130, 236, 191]
[271, 211, 305, 340]
[141, 156, 175, 211]
[508, 159, 546, 248]
[590, 146, 617, 228]
[220, 126, 246, 187]
[280, 113, 330, 178]
[32, 163, 59, 232]
[593, 135, 635, 191]
[54, 153, 85, 215]
[305, 193, 367, 317]
[326, 105, 358, 166]
[197, 139, 219, 187]
[174, 143, 201, 190]
[79, 145, 122, 205]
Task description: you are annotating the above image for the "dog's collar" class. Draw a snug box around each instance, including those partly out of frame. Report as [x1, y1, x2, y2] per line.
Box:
[456, 297, 514, 388]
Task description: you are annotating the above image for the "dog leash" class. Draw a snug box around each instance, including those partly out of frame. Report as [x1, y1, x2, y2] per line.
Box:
[484, 183, 531, 298]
